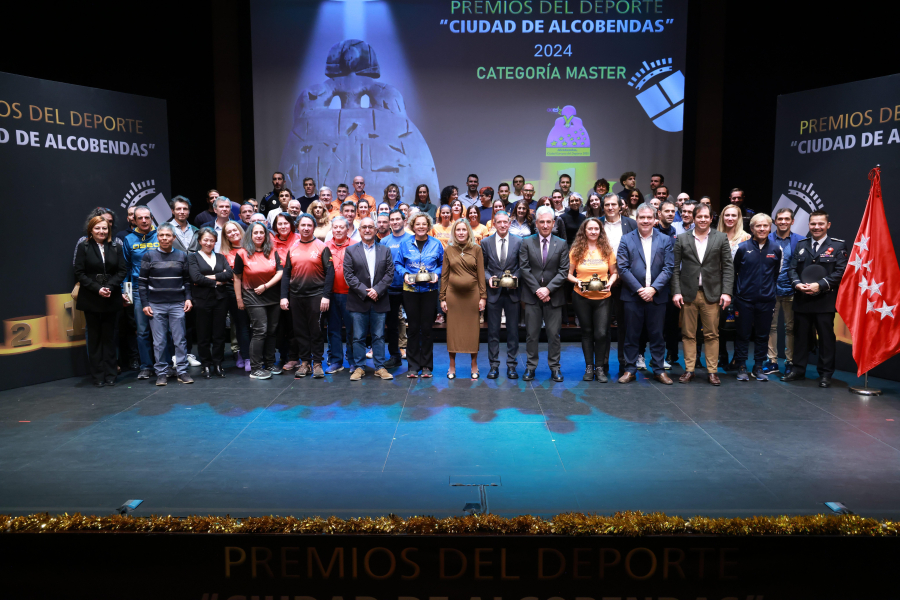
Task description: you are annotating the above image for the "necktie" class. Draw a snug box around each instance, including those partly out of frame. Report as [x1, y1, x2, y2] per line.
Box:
[813, 241, 819, 254]
[542, 238, 548, 264]
[500, 237, 507, 265]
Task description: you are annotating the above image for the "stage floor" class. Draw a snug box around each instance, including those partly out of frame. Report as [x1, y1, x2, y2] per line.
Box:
[2, 343, 899, 520]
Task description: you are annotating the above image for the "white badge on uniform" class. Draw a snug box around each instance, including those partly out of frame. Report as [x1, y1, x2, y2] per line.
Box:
[798, 249, 805, 255]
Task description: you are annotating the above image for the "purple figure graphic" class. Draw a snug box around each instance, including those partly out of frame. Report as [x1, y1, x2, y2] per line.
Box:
[546, 105, 590, 150]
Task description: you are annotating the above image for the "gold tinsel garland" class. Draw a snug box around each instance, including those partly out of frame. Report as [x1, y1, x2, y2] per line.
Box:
[2, 511, 898, 536]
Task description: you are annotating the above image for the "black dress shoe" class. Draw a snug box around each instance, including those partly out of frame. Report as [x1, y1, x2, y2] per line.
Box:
[213, 365, 226, 378]
[200, 367, 211, 379]
[781, 370, 806, 382]
[523, 369, 535, 381]
[104, 378, 116, 387]
[93, 380, 105, 388]
[487, 367, 499, 379]
[818, 376, 833, 388]
[507, 367, 518, 379]
[551, 369, 564, 382]
[383, 356, 402, 369]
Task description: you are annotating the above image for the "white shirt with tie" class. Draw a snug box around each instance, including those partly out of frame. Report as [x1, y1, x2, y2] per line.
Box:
[640, 231, 654, 287]
[494, 233, 511, 269]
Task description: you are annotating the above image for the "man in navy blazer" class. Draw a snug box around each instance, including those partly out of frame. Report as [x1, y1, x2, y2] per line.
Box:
[343, 217, 395, 381]
[616, 203, 675, 384]
[480, 210, 522, 379]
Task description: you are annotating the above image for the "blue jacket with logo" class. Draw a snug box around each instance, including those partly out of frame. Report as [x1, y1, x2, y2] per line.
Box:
[123, 228, 159, 283]
[769, 230, 805, 297]
[395, 236, 444, 293]
[380, 231, 414, 292]
[733, 238, 783, 303]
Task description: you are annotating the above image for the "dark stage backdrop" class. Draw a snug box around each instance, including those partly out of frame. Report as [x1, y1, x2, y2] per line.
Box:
[772, 73, 900, 379]
[251, 0, 688, 202]
[0, 72, 171, 390]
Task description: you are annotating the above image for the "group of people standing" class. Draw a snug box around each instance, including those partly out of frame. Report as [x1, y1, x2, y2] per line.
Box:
[73, 170, 846, 388]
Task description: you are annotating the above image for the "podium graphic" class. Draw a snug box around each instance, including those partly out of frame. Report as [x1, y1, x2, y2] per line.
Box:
[546, 105, 590, 157]
[0, 294, 86, 355]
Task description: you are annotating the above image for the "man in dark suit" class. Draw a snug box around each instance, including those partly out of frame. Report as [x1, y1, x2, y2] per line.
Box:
[671, 203, 735, 386]
[616, 203, 675, 384]
[519, 206, 570, 382]
[343, 217, 395, 381]
[601, 192, 637, 373]
[481, 210, 522, 379]
[782, 210, 848, 387]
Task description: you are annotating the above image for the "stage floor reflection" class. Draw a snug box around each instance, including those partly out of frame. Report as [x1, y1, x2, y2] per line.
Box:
[2, 343, 899, 519]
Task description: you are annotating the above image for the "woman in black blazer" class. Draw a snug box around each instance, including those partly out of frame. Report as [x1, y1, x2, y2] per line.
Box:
[74, 215, 128, 387]
[188, 227, 234, 378]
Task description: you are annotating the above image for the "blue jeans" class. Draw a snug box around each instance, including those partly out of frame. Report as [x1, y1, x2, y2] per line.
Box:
[134, 294, 172, 370]
[327, 293, 355, 369]
[148, 302, 188, 376]
[350, 309, 386, 369]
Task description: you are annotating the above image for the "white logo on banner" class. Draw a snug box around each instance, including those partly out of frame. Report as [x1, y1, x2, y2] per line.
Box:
[627, 57, 684, 133]
[120, 179, 170, 226]
[772, 180, 825, 237]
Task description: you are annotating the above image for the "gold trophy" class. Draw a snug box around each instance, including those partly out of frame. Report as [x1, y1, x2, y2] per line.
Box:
[580, 274, 607, 292]
[413, 266, 434, 283]
[490, 270, 518, 289]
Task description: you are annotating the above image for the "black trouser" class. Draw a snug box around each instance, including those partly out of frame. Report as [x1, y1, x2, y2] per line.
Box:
[792, 311, 836, 377]
[572, 293, 611, 368]
[276, 303, 299, 363]
[184, 307, 195, 356]
[719, 307, 735, 365]
[117, 304, 138, 367]
[246, 304, 280, 370]
[734, 298, 775, 368]
[524, 301, 563, 370]
[603, 285, 627, 371]
[194, 297, 228, 367]
[403, 290, 438, 372]
[487, 291, 520, 368]
[84, 310, 119, 383]
[385, 292, 404, 360]
[663, 301, 681, 359]
[623, 301, 667, 375]
[291, 293, 325, 363]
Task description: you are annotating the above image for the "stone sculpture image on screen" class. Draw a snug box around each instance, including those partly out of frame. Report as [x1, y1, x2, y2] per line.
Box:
[277, 39, 439, 200]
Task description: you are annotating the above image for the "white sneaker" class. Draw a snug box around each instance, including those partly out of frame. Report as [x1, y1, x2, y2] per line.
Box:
[636, 356, 646, 370]
[366, 348, 373, 359]
[663, 359, 672, 370]
[187, 354, 201, 367]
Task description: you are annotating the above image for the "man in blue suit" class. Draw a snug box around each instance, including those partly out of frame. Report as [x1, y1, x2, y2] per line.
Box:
[616, 203, 675, 384]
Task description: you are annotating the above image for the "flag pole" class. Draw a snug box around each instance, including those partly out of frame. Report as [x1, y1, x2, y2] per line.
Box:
[850, 371, 882, 396]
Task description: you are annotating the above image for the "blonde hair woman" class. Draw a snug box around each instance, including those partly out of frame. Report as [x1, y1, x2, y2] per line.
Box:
[218, 221, 252, 371]
[307, 200, 332, 241]
[717, 203, 751, 258]
[440, 218, 487, 379]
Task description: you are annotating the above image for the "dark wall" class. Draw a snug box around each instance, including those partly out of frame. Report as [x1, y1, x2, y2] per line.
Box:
[0, 4, 217, 220]
[717, 4, 897, 215]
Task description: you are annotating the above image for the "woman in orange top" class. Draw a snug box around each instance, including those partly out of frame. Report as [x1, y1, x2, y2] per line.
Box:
[466, 205, 489, 243]
[220, 221, 252, 372]
[233, 221, 284, 379]
[356, 198, 372, 227]
[482, 199, 507, 238]
[431, 204, 454, 248]
[271, 213, 301, 371]
[449, 199, 464, 223]
[567, 217, 618, 383]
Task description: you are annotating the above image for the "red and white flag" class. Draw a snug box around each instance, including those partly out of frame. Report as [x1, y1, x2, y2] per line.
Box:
[836, 166, 900, 376]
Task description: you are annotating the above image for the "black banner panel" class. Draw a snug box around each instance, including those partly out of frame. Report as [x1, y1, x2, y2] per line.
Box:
[0, 71, 170, 389]
[772, 73, 900, 379]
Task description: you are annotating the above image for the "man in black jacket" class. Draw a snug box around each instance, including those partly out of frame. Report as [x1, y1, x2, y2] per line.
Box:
[343, 217, 395, 381]
[138, 223, 193, 386]
[260, 171, 286, 215]
[519, 206, 570, 382]
[782, 210, 848, 387]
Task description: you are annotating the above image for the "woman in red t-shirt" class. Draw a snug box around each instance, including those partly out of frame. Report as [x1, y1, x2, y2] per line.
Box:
[272, 213, 301, 371]
[233, 221, 284, 380]
[220, 221, 252, 372]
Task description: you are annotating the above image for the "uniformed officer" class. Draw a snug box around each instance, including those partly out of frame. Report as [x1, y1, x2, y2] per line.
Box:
[732, 213, 782, 381]
[781, 210, 848, 387]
